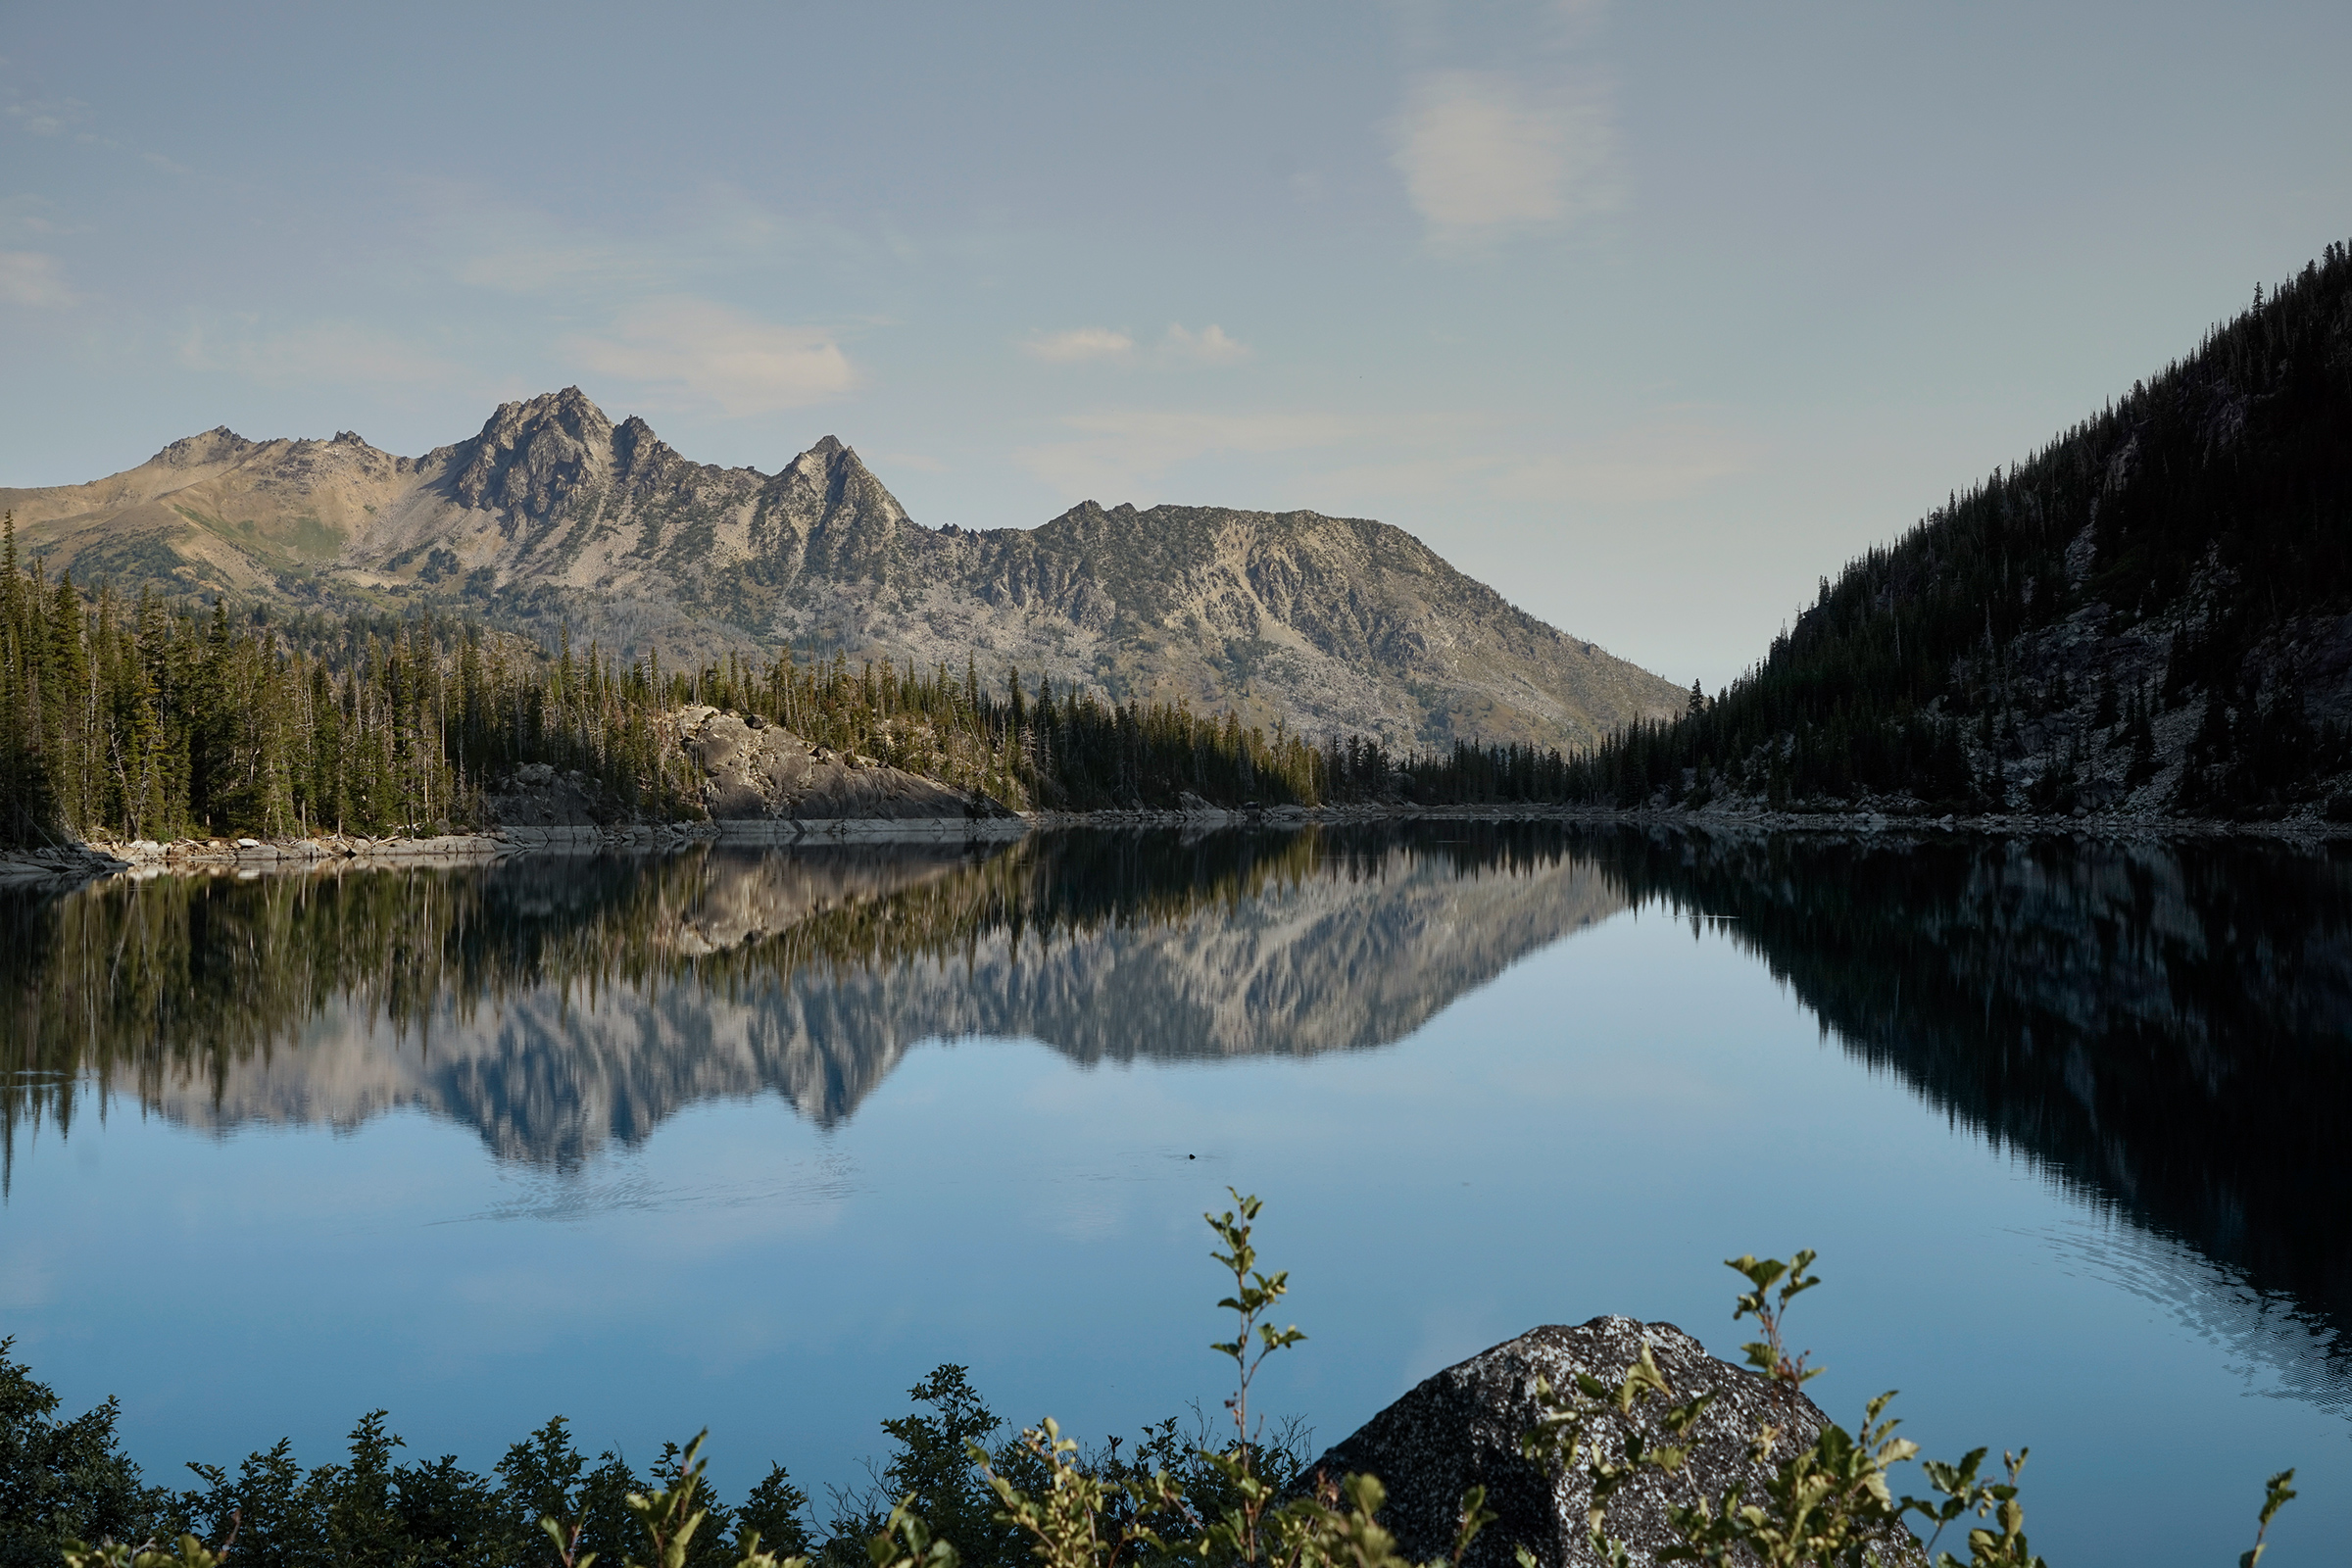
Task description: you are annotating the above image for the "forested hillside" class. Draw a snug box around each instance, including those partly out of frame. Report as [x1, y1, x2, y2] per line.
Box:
[1571, 238, 2352, 817]
[0, 520, 1348, 846]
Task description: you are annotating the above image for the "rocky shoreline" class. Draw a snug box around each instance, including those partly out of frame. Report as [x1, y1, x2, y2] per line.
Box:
[0, 814, 1028, 890]
[3, 798, 2341, 891]
[1033, 797, 2352, 840]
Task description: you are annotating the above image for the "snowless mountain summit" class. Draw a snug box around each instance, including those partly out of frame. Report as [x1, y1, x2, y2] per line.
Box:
[2, 388, 1683, 751]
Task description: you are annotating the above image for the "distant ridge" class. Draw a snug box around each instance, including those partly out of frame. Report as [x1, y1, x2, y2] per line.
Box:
[0, 391, 1683, 753]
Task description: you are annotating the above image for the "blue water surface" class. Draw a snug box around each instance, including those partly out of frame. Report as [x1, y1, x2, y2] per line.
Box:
[2, 825, 2344, 1565]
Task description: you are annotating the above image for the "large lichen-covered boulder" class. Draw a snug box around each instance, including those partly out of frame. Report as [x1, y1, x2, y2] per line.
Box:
[1304, 1316, 1923, 1568]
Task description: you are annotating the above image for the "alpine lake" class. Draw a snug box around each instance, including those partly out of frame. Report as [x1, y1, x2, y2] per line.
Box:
[5, 822, 2348, 1564]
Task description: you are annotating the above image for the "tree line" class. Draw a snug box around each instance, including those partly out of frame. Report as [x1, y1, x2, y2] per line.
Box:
[0, 1335, 1305, 1568]
[1, 509, 1669, 848]
[0, 521, 1317, 847]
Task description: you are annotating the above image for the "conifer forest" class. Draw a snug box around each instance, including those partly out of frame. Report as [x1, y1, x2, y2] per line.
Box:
[0, 517, 1443, 847]
[1563, 239, 2352, 816]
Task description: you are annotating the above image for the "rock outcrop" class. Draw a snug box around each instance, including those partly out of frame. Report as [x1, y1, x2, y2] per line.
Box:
[484, 762, 612, 827]
[0, 390, 1684, 754]
[672, 707, 1012, 822]
[481, 708, 1016, 827]
[1306, 1317, 1920, 1568]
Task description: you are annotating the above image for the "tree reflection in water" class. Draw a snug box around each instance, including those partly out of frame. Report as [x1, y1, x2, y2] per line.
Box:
[6, 822, 2348, 1414]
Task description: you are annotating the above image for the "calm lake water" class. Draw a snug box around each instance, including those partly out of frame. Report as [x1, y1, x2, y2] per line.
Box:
[5, 824, 2349, 1563]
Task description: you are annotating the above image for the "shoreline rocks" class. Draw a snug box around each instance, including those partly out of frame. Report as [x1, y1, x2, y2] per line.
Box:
[7, 792, 2343, 892]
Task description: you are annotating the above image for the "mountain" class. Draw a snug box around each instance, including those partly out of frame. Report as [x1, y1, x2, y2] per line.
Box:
[1574, 237, 2352, 817]
[0, 391, 1682, 754]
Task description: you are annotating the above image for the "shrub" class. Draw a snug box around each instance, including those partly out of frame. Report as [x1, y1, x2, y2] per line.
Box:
[48, 1196, 2299, 1568]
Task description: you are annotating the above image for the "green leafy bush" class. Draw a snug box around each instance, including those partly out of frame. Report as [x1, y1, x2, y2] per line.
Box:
[29, 1195, 2300, 1568]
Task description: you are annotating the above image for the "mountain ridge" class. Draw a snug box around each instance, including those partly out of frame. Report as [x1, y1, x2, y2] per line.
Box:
[1570, 237, 2352, 817]
[2, 390, 1681, 754]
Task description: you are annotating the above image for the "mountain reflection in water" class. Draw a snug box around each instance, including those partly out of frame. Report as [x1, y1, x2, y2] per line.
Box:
[0, 825, 1625, 1167]
[5, 824, 2348, 1409]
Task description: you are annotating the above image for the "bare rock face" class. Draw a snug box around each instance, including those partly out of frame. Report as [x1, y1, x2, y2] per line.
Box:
[478, 710, 1013, 826]
[673, 707, 1012, 821]
[1307, 1317, 1921, 1568]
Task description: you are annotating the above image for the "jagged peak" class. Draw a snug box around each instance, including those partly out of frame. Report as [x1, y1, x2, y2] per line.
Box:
[151, 426, 259, 466]
[450, 388, 623, 513]
[468, 387, 614, 451]
[611, 413, 679, 476]
[783, 434, 869, 482]
[766, 434, 912, 532]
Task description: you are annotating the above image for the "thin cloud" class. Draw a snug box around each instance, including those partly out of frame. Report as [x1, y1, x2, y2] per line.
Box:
[1023, 327, 1134, 364]
[176, 318, 462, 386]
[1490, 416, 1765, 506]
[439, 183, 811, 298]
[1309, 414, 1762, 510]
[1391, 70, 1617, 245]
[458, 240, 639, 294]
[566, 298, 858, 416]
[1016, 408, 1356, 500]
[0, 251, 76, 308]
[1161, 323, 1251, 365]
[4, 98, 84, 138]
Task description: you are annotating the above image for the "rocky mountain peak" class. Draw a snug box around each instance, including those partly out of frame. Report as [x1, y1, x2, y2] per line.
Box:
[610, 413, 681, 481]
[782, 434, 856, 488]
[450, 386, 618, 515]
[477, 385, 614, 450]
[152, 426, 258, 468]
[776, 435, 908, 533]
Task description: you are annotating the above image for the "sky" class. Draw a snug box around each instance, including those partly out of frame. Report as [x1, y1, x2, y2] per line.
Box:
[3, 1, 2348, 690]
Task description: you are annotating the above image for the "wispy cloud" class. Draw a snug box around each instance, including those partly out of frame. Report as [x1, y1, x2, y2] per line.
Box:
[0, 250, 76, 308]
[457, 240, 639, 294]
[438, 183, 808, 299]
[1161, 323, 1251, 365]
[1022, 327, 1134, 364]
[1022, 323, 1252, 368]
[4, 97, 84, 139]
[176, 318, 462, 386]
[1488, 416, 1763, 506]
[565, 297, 858, 416]
[1308, 412, 1762, 511]
[1391, 70, 1617, 246]
[1016, 409, 1356, 500]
